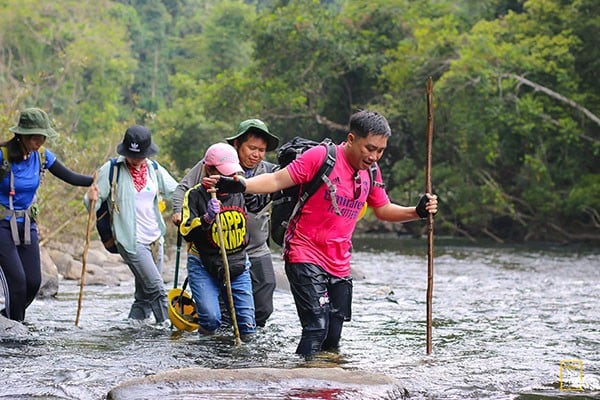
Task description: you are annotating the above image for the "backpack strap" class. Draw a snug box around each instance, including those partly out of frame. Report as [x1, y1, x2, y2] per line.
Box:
[368, 162, 385, 191]
[39, 145, 47, 169]
[356, 162, 384, 219]
[149, 159, 165, 212]
[108, 158, 120, 215]
[0, 146, 9, 180]
[1, 146, 47, 245]
[106, 159, 161, 215]
[0, 145, 47, 176]
[7, 163, 21, 244]
[291, 140, 339, 221]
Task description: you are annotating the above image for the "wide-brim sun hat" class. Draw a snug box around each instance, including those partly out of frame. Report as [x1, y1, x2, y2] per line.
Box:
[116, 125, 159, 158]
[226, 118, 279, 152]
[167, 288, 199, 332]
[9, 108, 58, 139]
[204, 142, 244, 176]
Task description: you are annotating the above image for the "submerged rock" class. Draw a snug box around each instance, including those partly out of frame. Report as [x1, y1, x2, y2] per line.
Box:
[0, 315, 29, 340]
[107, 367, 407, 399]
[38, 246, 59, 298]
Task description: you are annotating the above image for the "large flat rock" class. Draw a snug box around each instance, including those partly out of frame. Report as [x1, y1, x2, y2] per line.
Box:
[107, 367, 407, 399]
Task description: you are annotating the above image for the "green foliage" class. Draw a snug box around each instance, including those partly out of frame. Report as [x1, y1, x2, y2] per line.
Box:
[152, 74, 205, 170]
[424, 0, 599, 241]
[169, 1, 256, 80]
[116, 0, 172, 111]
[1, 0, 598, 243]
[566, 174, 600, 217]
[0, 0, 137, 137]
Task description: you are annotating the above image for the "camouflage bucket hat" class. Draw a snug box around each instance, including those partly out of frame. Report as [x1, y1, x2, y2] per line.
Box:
[226, 118, 280, 152]
[9, 108, 58, 138]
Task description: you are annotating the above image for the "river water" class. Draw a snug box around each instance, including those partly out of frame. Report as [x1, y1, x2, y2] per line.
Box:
[1, 236, 599, 399]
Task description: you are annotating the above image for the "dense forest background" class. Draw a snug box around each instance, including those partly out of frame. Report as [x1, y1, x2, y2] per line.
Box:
[1, 0, 598, 245]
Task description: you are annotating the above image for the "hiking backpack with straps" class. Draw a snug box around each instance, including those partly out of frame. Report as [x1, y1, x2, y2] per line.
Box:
[270, 137, 336, 247]
[1, 145, 47, 245]
[0, 145, 47, 181]
[96, 158, 120, 253]
[96, 158, 160, 253]
[269, 136, 380, 247]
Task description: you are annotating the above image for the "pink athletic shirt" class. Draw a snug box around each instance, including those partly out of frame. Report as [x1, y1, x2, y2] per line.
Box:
[285, 143, 390, 277]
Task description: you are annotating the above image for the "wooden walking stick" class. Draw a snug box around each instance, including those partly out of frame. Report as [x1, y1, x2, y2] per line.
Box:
[211, 192, 242, 346]
[76, 172, 97, 327]
[425, 77, 435, 354]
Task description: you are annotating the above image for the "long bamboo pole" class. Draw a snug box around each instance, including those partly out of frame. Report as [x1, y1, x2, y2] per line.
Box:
[211, 192, 242, 346]
[76, 172, 97, 327]
[425, 77, 435, 354]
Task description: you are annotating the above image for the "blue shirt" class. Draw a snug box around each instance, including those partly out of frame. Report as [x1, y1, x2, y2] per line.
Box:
[0, 148, 56, 217]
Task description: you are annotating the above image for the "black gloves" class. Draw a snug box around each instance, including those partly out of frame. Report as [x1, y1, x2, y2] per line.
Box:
[416, 194, 435, 219]
[215, 176, 247, 193]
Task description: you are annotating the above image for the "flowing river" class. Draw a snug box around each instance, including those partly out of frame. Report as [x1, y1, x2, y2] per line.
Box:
[1, 236, 599, 399]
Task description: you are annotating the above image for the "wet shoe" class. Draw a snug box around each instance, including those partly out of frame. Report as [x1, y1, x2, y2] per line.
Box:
[128, 318, 146, 328]
[154, 320, 171, 330]
[197, 326, 216, 336]
[240, 333, 255, 343]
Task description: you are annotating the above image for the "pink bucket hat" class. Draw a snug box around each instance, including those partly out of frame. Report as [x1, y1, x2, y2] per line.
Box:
[204, 142, 243, 176]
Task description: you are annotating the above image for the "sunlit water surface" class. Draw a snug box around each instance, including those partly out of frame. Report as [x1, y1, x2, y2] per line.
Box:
[1, 237, 598, 399]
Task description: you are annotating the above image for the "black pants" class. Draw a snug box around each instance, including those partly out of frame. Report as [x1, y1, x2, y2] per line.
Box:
[249, 253, 276, 327]
[285, 262, 353, 356]
[0, 219, 41, 322]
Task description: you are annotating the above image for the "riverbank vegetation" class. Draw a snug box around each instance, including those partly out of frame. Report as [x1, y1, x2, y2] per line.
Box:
[1, 0, 598, 244]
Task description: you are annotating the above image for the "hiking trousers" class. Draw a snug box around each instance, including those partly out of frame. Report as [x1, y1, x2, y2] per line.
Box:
[118, 240, 168, 323]
[285, 262, 353, 356]
[0, 219, 41, 322]
[186, 253, 256, 336]
[249, 253, 276, 327]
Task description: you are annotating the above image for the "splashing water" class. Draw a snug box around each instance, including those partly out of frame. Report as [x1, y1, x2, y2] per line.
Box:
[1, 237, 598, 399]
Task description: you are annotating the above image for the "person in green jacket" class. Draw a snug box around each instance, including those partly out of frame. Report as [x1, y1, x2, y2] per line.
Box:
[85, 126, 178, 327]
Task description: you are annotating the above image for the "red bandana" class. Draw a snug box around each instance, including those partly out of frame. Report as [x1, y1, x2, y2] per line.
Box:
[127, 161, 148, 192]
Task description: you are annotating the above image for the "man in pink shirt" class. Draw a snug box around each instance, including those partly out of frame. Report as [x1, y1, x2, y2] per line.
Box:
[204, 110, 438, 356]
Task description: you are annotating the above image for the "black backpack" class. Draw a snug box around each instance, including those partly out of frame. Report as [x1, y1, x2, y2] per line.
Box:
[96, 158, 120, 253]
[270, 137, 337, 247]
[96, 158, 159, 253]
[270, 137, 382, 247]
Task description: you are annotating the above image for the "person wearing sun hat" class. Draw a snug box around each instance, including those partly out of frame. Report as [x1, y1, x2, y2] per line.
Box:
[179, 142, 256, 339]
[1, 107, 94, 322]
[202, 110, 438, 356]
[8, 108, 58, 139]
[225, 118, 279, 152]
[85, 125, 178, 328]
[171, 118, 279, 327]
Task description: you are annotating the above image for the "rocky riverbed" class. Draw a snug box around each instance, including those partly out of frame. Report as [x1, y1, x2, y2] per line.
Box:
[38, 239, 184, 297]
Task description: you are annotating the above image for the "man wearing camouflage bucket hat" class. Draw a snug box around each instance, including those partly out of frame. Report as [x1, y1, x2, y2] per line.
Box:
[171, 118, 279, 327]
[0, 108, 94, 322]
[225, 119, 279, 152]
